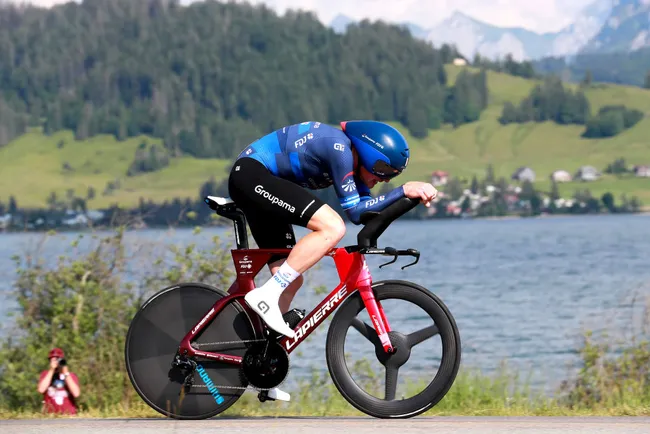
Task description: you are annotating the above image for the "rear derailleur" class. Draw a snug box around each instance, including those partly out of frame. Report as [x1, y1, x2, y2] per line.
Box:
[170, 353, 197, 393]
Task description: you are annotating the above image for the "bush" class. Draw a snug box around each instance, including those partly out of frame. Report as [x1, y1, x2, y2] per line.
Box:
[582, 105, 644, 138]
[558, 294, 650, 409]
[0, 228, 233, 413]
[126, 142, 171, 176]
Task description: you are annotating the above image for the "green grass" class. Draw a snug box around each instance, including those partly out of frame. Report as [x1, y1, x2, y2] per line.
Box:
[2, 366, 649, 419]
[0, 130, 230, 208]
[2, 66, 650, 209]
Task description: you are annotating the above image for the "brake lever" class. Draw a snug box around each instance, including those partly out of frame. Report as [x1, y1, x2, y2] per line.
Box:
[379, 247, 398, 269]
[400, 248, 420, 270]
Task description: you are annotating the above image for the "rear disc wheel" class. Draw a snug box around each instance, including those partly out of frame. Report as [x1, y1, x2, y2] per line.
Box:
[125, 283, 256, 420]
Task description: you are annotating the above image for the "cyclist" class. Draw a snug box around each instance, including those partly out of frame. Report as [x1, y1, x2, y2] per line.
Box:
[228, 121, 437, 397]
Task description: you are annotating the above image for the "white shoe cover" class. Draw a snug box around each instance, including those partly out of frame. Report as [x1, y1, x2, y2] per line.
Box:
[244, 287, 296, 338]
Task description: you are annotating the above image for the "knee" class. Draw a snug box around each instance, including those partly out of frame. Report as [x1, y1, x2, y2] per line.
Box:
[310, 206, 346, 247]
[328, 219, 347, 246]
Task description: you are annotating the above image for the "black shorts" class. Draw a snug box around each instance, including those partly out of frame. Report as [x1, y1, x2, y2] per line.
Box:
[228, 157, 326, 264]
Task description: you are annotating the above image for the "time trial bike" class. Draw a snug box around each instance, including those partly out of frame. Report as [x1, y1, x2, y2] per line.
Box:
[124, 195, 461, 419]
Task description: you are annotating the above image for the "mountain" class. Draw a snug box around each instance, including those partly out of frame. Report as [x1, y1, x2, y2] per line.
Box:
[329, 1, 613, 61]
[580, 0, 650, 53]
[547, 0, 614, 57]
[424, 11, 556, 61]
[531, 0, 650, 87]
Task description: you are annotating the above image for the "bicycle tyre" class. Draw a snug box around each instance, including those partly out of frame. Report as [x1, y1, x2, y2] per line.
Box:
[125, 282, 256, 420]
[325, 280, 461, 418]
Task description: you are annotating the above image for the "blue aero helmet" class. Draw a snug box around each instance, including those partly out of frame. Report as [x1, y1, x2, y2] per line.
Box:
[340, 120, 410, 179]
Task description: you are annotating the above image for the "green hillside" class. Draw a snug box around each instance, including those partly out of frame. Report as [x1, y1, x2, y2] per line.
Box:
[2, 65, 650, 209]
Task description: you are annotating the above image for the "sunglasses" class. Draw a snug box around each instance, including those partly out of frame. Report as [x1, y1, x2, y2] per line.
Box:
[371, 160, 402, 179]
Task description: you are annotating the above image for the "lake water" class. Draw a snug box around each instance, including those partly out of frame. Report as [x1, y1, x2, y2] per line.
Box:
[2, 214, 650, 395]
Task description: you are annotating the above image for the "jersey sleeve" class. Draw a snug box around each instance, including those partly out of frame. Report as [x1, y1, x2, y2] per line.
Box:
[324, 139, 406, 225]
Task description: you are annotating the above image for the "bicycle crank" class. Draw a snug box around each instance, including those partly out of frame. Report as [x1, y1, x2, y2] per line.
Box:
[241, 340, 290, 390]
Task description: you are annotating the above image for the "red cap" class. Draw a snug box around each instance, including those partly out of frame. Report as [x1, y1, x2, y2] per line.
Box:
[48, 348, 64, 359]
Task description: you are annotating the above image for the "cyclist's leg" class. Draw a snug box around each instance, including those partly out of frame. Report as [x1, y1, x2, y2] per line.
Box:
[238, 220, 305, 313]
[268, 258, 304, 313]
[270, 205, 345, 310]
[228, 158, 346, 337]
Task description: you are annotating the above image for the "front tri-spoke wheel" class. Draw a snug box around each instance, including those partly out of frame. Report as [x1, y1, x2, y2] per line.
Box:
[325, 280, 461, 418]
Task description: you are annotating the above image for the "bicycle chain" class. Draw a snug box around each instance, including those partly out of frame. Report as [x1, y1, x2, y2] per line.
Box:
[190, 338, 267, 348]
[186, 338, 285, 391]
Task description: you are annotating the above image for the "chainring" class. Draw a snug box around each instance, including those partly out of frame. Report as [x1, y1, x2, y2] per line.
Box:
[241, 340, 290, 390]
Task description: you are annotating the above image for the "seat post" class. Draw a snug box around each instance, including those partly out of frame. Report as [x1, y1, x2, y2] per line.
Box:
[216, 204, 249, 250]
[230, 207, 249, 250]
[204, 196, 250, 250]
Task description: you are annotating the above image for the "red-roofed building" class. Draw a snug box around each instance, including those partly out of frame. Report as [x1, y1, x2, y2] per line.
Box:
[431, 170, 449, 186]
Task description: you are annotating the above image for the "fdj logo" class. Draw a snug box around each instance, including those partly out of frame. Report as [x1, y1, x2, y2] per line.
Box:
[364, 195, 385, 208]
[294, 133, 314, 148]
[272, 274, 288, 288]
[196, 364, 225, 405]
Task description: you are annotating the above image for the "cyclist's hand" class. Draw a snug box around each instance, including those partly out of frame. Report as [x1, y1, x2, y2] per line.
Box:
[403, 182, 438, 207]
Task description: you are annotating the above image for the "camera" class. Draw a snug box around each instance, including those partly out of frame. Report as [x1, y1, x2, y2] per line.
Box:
[58, 358, 67, 367]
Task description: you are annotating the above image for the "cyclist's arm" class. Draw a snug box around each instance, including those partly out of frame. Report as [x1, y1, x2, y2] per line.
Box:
[326, 142, 406, 225]
[349, 181, 406, 223]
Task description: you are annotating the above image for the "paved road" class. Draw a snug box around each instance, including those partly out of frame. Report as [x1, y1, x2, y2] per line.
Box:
[2, 417, 649, 433]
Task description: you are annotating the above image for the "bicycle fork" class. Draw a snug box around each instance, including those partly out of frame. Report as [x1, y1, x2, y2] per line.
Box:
[359, 285, 395, 353]
[354, 254, 395, 354]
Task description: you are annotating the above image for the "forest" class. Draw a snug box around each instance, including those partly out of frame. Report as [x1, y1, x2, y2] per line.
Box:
[0, 0, 489, 162]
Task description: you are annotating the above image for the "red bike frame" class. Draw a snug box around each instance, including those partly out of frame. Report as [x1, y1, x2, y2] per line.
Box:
[178, 246, 394, 365]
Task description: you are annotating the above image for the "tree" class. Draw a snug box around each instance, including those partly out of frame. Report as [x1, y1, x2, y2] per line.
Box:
[0, 1, 481, 159]
[47, 192, 58, 210]
[550, 180, 560, 201]
[485, 164, 495, 184]
[444, 177, 464, 201]
[601, 192, 616, 213]
[460, 196, 471, 213]
[499, 102, 518, 124]
[470, 176, 479, 194]
[8, 196, 17, 214]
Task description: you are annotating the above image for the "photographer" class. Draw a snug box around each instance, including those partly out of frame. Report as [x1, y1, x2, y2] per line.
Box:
[37, 348, 81, 415]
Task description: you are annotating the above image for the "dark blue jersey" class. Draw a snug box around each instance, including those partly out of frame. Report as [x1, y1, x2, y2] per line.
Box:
[234, 121, 406, 224]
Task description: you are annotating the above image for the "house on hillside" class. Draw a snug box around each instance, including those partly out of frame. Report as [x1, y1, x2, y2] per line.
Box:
[633, 165, 650, 177]
[511, 166, 536, 182]
[574, 165, 601, 182]
[0, 214, 11, 231]
[431, 170, 449, 186]
[453, 58, 467, 66]
[550, 170, 572, 183]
